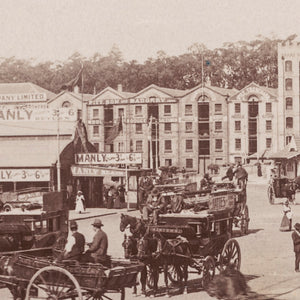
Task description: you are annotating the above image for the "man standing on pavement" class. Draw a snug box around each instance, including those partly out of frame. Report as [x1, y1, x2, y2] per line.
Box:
[292, 223, 300, 272]
[84, 218, 109, 265]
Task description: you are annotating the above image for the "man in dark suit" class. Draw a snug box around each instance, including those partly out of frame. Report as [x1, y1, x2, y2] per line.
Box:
[292, 223, 300, 272]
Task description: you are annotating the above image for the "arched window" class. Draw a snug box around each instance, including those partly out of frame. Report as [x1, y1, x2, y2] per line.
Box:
[286, 117, 293, 129]
[285, 60, 292, 72]
[286, 97, 293, 110]
[285, 78, 293, 90]
[62, 101, 71, 107]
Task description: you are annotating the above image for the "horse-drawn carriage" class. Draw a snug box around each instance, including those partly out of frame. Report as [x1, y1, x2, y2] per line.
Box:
[120, 185, 244, 297]
[0, 191, 144, 300]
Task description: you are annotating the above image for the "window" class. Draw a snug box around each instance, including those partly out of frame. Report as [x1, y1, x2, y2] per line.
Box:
[136, 140, 143, 152]
[118, 142, 124, 152]
[266, 138, 272, 149]
[165, 159, 172, 167]
[286, 136, 292, 145]
[93, 125, 99, 136]
[235, 139, 241, 150]
[165, 140, 172, 152]
[164, 123, 171, 133]
[186, 159, 193, 169]
[94, 143, 99, 152]
[118, 108, 124, 117]
[235, 103, 241, 113]
[266, 120, 272, 131]
[135, 106, 142, 115]
[185, 104, 193, 115]
[266, 103, 272, 113]
[62, 101, 71, 107]
[286, 117, 293, 129]
[235, 121, 241, 131]
[215, 121, 222, 131]
[185, 122, 193, 132]
[215, 103, 222, 113]
[135, 123, 142, 133]
[92, 109, 99, 118]
[164, 105, 171, 115]
[186, 140, 193, 151]
[285, 60, 292, 72]
[215, 139, 222, 151]
[286, 97, 293, 110]
[286, 78, 293, 90]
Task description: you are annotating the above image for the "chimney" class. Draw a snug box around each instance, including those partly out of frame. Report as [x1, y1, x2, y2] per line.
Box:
[117, 84, 123, 92]
[73, 85, 79, 94]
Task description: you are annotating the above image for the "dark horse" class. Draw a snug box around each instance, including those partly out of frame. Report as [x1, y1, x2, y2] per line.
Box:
[120, 213, 146, 238]
[138, 233, 191, 297]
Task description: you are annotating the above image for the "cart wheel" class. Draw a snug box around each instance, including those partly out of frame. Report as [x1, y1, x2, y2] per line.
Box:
[202, 256, 215, 289]
[268, 186, 275, 204]
[86, 288, 125, 300]
[146, 264, 156, 289]
[167, 264, 183, 284]
[240, 205, 249, 235]
[25, 265, 83, 299]
[219, 239, 241, 271]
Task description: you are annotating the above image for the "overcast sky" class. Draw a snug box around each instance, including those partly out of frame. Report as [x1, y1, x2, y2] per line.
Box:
[0, 0, 300, 63]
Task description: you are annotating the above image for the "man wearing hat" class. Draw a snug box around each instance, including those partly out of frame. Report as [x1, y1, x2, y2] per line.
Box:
[84, 218, 108, 265]
[142, 188, 165, 224]
[292, 223, 300, 272]
[60, 221, 85, 261]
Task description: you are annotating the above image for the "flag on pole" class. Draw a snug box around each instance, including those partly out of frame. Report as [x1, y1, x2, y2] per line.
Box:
[61, 63, 83, 92]
[105, 116, 123, 144]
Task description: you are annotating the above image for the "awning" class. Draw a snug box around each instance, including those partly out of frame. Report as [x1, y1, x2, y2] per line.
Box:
[247, 149, 271, 159]
[268, 149, 300, 160]
[0, 138, 71, 167]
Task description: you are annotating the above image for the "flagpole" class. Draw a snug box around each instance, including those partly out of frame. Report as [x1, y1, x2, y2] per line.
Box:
[81, 61, 84, 121]
[56, 109, 61, 192]
[155, 118, 158, 172]
[149, 116, 153, 170]
[124, 114, 130, 211]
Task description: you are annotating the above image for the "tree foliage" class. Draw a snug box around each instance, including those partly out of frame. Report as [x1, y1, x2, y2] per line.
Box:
[0, 35, 293, 94]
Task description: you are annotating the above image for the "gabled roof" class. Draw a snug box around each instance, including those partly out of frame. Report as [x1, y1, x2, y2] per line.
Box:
[48, 90, 93, 103]
[0, 82, 56, 100]
[90, 87, 135, 102]
[134, 84, 187, 98]
[180, 84, 237, 98]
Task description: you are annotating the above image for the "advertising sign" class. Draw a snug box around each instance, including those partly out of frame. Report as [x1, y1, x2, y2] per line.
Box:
[0, 169, 50, 182]
[0, 93, 47, 102]
[208, 192, 236, 212]
[71, 165, 126, 177]
[75, 152, 142, 165]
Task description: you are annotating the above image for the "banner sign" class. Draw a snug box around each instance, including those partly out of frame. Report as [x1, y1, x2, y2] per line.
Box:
[208, 192, 236, 212]
[93, 97, 177, 105]
[0, 93, 47, 102]
[0, 169, 50, 182]
[71, 165, 126, 177]
[75, 152, 142, 165]
[0, 107, 77, 122]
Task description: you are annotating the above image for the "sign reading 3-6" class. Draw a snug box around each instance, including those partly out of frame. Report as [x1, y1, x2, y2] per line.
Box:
[0, 169, 50, 182]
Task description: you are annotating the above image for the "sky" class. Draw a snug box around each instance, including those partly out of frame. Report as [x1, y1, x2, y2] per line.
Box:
[1, 0, 300, 63]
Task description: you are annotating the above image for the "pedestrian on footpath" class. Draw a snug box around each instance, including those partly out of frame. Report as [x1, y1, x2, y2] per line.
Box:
[280, 200, 292, 231]
[292, 223, 300, 272]
[75, 191, 85, 214]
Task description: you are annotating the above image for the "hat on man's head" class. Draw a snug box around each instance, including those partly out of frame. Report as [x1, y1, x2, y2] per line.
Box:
[151, 188, 159, 196]
[295, 223, 300, 231]
[92, 218, 103, 228]
[70, 220, 78, 229]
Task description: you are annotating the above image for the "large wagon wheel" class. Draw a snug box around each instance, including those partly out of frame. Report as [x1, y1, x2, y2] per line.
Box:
[146, 264, 156, 289]
[167, 264, 183, 284]
[268, 185, 275, 204]
[219, 239, 241, 271]
[25, 266, 83, 299]
[85, 287, 125, 300]
[240, 205, 250, 235]
[202, 256, 215, 289]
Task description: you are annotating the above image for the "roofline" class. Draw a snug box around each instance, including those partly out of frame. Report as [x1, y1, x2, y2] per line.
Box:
[90, 87, 131, 102]
[133, 84, 180, 98]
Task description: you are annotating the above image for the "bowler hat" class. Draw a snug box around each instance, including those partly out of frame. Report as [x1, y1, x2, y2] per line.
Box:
[151, 188, 159, 196]
[92, 218, 103, 227]
[295, 223, 300, 231]
[70, 220, 78, 229]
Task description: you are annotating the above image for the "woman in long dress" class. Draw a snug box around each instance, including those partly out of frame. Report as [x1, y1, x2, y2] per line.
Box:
[280, 200, 292, 231]
[75, 191, 85, 213]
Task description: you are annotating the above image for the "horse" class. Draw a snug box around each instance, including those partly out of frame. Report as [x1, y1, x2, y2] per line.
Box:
[120, 213, 146, 238]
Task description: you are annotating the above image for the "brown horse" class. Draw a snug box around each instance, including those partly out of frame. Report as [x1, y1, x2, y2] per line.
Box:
[120, 213, 146, 238]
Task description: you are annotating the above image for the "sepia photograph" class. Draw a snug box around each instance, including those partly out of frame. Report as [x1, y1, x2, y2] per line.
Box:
[0, 0, 300, 299]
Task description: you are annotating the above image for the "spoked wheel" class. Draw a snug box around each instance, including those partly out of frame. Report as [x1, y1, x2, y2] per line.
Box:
[146, 264, 156, 289]
[25, 266, 83, 299]
[219, 239, 241, 271]
[85, 288, 125, 300]
[268, 185, 275, 204]
[240, 205, 250, 235]
[202, 256, 215, 289]
[167, 264, 183, 285]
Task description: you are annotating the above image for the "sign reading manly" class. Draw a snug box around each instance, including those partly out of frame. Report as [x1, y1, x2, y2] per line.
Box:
[0, 169, 50, 182]
[75, 152, 142, 165]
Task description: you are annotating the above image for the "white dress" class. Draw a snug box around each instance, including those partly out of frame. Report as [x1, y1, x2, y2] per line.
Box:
[75, 195, 85, 213]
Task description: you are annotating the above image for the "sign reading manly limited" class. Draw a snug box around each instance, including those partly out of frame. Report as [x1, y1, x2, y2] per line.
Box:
[0, 169, 50, 182]
[75, 152, 142, 165]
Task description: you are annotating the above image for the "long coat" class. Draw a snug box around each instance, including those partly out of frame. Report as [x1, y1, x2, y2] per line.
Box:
[89, 229, 108, 261]
[292, 230, 300, 252]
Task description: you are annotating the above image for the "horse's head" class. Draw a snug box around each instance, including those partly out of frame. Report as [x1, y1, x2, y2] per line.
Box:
[122, 235, 137, 259]
[120, 213, 130, 232]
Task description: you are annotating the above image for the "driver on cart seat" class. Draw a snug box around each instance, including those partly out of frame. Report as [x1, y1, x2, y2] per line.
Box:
[142, 188, 165, 224]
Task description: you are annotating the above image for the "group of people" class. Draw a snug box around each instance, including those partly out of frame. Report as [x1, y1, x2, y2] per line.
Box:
[58, 218, 108, 265]
[104, 185, 126, 209]
[221, 163, 249, 189]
